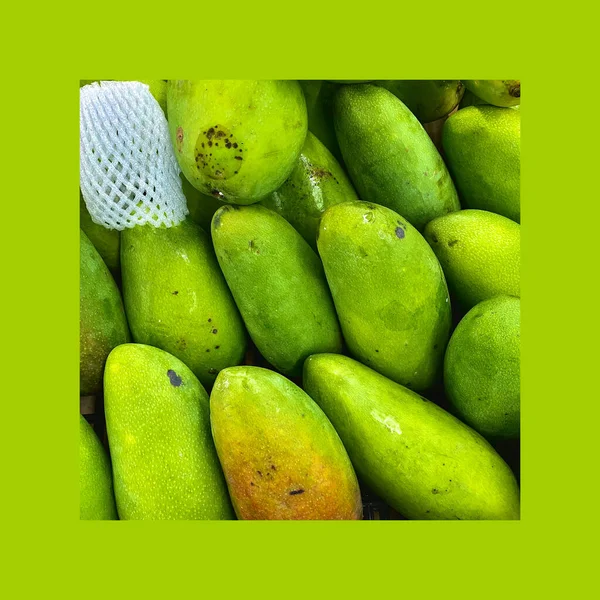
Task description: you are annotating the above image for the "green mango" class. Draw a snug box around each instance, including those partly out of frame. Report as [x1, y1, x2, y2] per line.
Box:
[211, 204, 343, 377]
[299, 80, 343, 162]
[317, 201, 451, 391]
[210, 366, 362, 520]
[80, 415, 118, 520]
[303, 354, 520, 520]
[443, 105, 520, 222]
[261, 131, 358, 250]
[180, 173, 226, 234]
[121, 219, 246, 389]
[445, 296, 520, 439]
[104, 343, 234, 520]
[464, 80, 520, 107]
[375, 80, 464, 123]
[167, 80, 307, 204]
[80, 231, 130, 395]
[80, 192, 120, 277]
[334, 84, 460, 231]
[424, 210, 520, 310]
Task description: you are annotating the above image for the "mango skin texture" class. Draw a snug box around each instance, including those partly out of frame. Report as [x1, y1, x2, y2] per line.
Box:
[424, 210, 520, 310]
[445, 296, 520, 439]
[210, 366, 362, 520]
[121, 219, 247, 389]
[262, 131, 358, 251]
[443, 105, 520, 222]
[317, 201, 451, 391]
[104, 344, 234, 520]
[80, 415, 118, 520]
[211, 204, 343, 377]
[167, 80, 307, 204]
[375, 80, 464, 123]
[333, 84, 460, 231]
[464, 80, 520, 107]
[80, 231, 130, 395]
[303, 354, 520, 520]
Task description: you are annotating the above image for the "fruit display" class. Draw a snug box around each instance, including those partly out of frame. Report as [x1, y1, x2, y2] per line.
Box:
[79, 79, 521, 520]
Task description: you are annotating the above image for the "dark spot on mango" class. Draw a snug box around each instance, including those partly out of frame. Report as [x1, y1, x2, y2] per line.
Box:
[205, 349, 210, 352]
[175, 127, 184, 152]
[257, 471, 263, 477]
[289, 489, 304, 495]
[395, 227, 405, 239]
[172, 290, 179, 295]
[448, 239, 459, 247]
[271, 465, 277, 471]
[215, 345, 220, 349]
[310, 167, 332, 180]
[430, 234, 439, 243]
[167, 370, 182, 387]
[212, 328, 218, 334]
[432, 488, 439, 494]
[208, 318, 212, 322]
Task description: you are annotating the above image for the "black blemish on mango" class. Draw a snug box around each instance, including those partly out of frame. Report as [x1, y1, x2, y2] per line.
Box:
[167, 370, 182, 387]
[212, 328, 218, 334]
[289, 489, 305, 495]
[395, 227, 405, 239]
[448, 239, 459, 247]
[172, 291, 179, 295]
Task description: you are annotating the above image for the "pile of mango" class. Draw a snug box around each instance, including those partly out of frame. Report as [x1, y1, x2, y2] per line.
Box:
[80, 79, 521, 520]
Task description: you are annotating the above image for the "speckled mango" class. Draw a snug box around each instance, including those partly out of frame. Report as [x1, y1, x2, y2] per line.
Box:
[167, 80, 307, 204]
[210, 366, 362, 520]
[333, 84, 460, 231]
[121, 219, 247, 389]
[375, 80, 464, 123]
[424, 210, 520, 310]
[445, 296, 520, 439]
[262, 131, 358, 250]
[80, 231, 130, 395]
[104, 344, 234, 520]
[303, 354, 520, 520]
[80, 415, 118, 520]
[211, 204, 343, 377]
[317, 202, 451, 391]
[464, 80, 520, 107]
[443, 106, 521, 222]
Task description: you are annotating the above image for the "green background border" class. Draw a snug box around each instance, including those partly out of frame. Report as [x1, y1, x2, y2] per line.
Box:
[9, 5, 592, 596]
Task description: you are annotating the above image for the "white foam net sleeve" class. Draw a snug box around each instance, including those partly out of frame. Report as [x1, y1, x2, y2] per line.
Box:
[80, 81, 188, 230]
